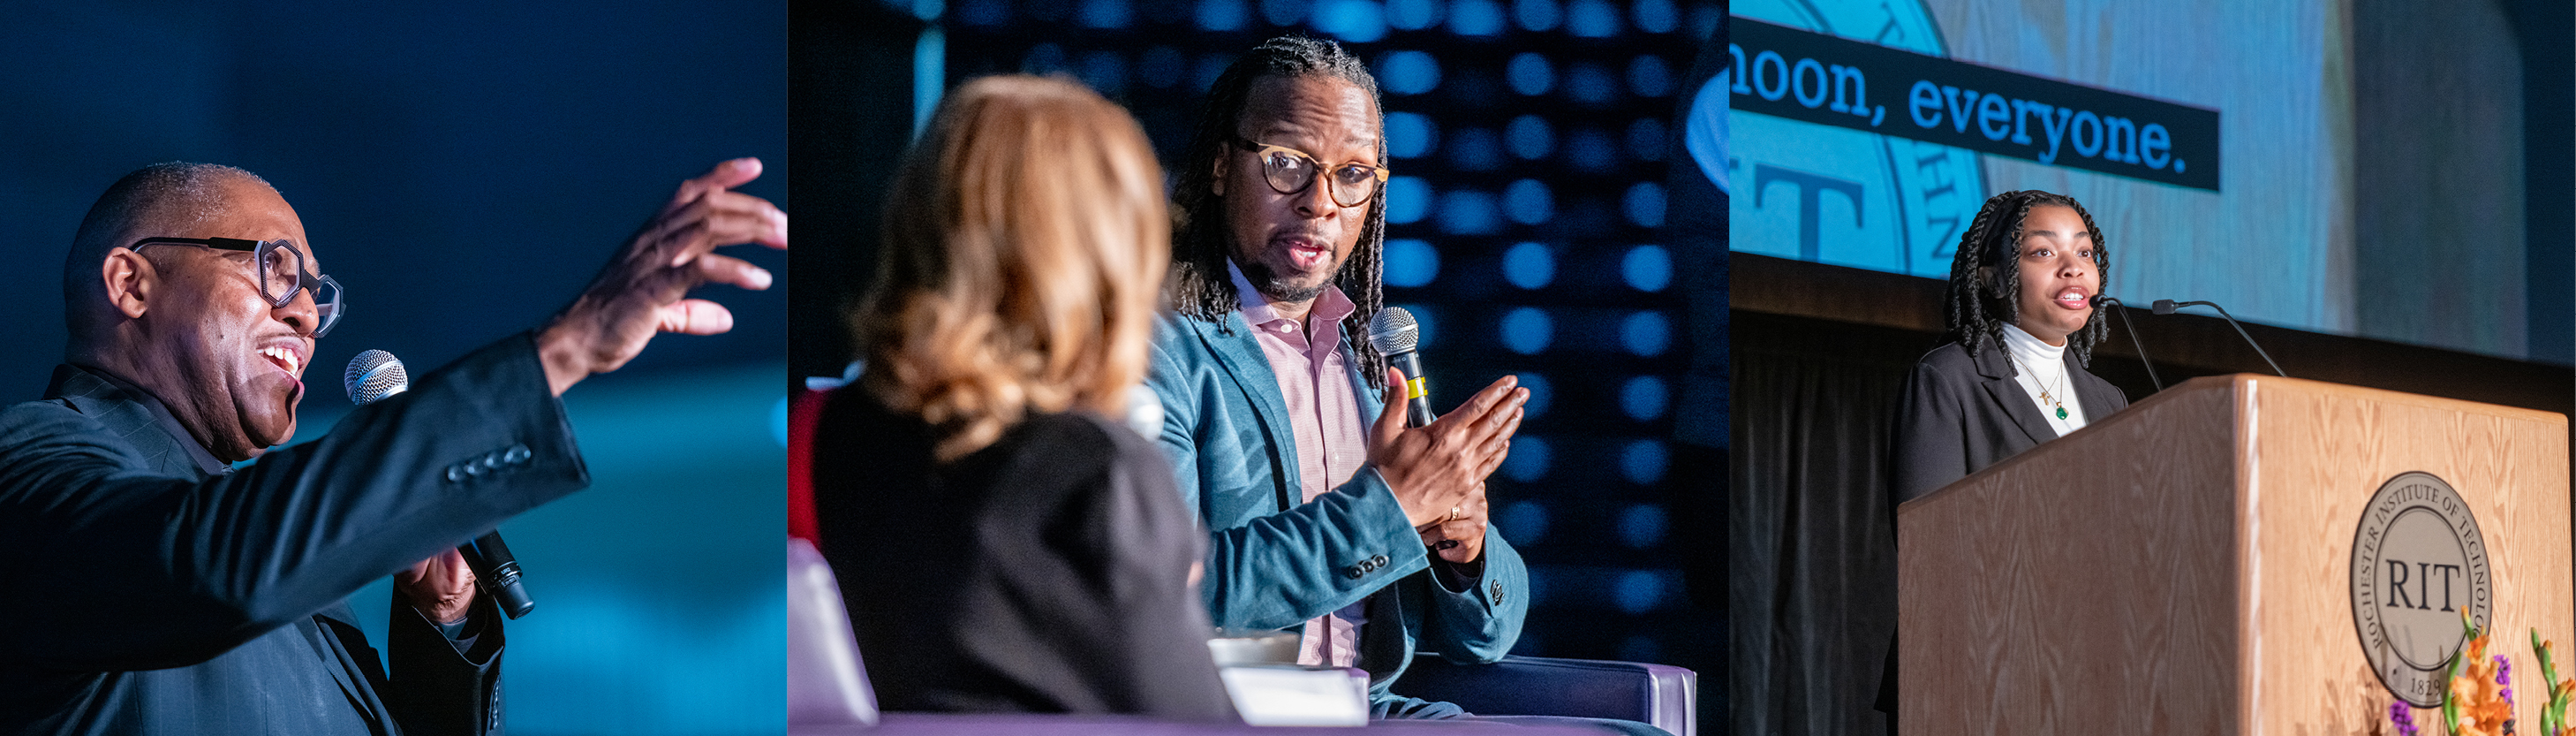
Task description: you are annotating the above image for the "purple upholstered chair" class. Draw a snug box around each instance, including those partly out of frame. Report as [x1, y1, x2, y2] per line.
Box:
[788, 537, 1687, 735]
[1401, 653, 1698, 736]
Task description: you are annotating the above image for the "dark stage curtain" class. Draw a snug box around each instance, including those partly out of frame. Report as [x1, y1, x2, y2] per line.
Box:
[1728, 311, 1929, 736]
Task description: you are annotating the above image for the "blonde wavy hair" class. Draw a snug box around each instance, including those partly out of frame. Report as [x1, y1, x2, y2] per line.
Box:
[854, 75, 1169, 461]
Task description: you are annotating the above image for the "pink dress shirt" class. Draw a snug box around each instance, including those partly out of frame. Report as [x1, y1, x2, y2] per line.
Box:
[1228, 263, 1373, 668]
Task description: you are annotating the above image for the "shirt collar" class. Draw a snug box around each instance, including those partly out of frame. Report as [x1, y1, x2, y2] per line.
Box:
[1226, 260, 1356, 333]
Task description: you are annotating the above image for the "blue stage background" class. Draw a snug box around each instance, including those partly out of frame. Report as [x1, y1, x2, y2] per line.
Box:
[1, 4, 787, 734]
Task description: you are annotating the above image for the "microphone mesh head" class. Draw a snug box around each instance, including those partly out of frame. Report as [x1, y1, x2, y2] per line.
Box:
[345, 349, 411, 406]
[1368, 307, 1420, 354]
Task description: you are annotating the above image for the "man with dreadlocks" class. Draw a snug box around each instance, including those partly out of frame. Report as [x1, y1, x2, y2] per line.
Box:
[1876, 188, 2132, 731]
[1144, 36, 1583, 726]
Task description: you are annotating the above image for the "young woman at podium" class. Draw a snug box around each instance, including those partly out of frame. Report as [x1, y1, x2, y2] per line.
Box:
[1875, 189, 2134, 730]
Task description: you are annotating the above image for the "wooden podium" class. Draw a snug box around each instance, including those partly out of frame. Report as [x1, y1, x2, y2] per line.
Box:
[1899, 375, 2570, 733]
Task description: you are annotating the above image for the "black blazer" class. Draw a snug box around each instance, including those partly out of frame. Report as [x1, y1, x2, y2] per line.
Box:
[811, 390, 1236, 723]
[0, 335, 590, 736]
[1890, 338, 2131, 505]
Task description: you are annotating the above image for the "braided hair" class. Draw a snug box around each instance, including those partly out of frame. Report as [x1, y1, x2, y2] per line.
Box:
[1943, 189, 2111, 367]
[1169, 35, 1392, 390]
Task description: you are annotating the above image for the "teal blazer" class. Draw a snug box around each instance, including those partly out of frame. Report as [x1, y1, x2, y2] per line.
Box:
[1146, 311, 1528, 708]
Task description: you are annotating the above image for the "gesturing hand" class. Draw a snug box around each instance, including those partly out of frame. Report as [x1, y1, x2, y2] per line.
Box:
[1366, 368, 1526, 538]
[1416, 482, 1491, 564]
[396, 548, 477, 626]
[537, 157, 789, 395]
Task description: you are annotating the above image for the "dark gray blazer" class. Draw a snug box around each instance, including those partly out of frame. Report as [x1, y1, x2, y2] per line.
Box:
[1890, 338, 2131, 505]
[0, 335, 590, 736]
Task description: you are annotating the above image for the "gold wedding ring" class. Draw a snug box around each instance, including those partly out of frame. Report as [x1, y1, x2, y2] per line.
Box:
[1446, 505, 1462, 524]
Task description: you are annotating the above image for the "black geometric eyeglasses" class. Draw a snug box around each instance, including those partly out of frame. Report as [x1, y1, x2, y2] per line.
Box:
[130, 237, 343, 338]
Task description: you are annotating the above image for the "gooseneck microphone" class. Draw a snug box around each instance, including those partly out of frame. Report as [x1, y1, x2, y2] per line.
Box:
[2152, 299, 2289, 378]
[1367, 307, 1435, 429]
[346, 350, 537, 619]
[2089, 295, 2165, 391]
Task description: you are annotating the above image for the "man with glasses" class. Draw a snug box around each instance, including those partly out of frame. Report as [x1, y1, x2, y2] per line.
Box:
[1145, 37, 1592, 728]
[0, 160, 783, 734]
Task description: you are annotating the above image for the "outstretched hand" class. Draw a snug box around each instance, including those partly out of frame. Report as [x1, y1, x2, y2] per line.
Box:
[537, 157, 789, 395]
[1366, 368, 1525, 565]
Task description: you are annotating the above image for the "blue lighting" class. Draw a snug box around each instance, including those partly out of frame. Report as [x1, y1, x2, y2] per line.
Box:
[1139, 46, 1186, 88]
[1381, 50, 1442, 95]
[1261, 0, 1311, 26]
[1620, 438, 1667, 484]
[1622, 245, 1672, 292]
[1502, 434, 1552, 482]
[1447, 0, 1505, 34]
[1628, 55, 1673, 97]
[1498, 500, 1550, 544]
[1438, 189, 1501, 235]
[1025, 43, 1068, 73]
[1566, 62, 1617, 105]
[1383, 239, 1440, 288]
[1448, 126, 1503, 171]
[1512, 0, 1560, 32]
[1630, 0, 1676, 33]
[1500, 307, 1552, 354]
[1081, 0, 1133, 27]
[1386, 111, 1437, 159]
[1507, 53, 1552, 96]
[1619, 375, 1667, 421]
[1078, 49, 1128, 96]
[770, 396, 790, 448]
[1624, 181, 1666, 227]
[1386, 0, 1442, 29]
[1566, 127, 1616, 171]
[1621, 311, 1671, 356]
[1517, 372, 1552, 417]
[1615, 569, 1663, 612]
[1617, 505, 1667, 548]
[1505, 115, 1552, 159]
[957, 0, 1010, 25]
[1566, 0, 1618, 36]
[1394, 302, 1438, 346]
[1385, 176, 1432, 224]
[1627, 117, 1666, 162]
[1314, 0, 1388, 42]
[1503, 179, 1552, 225]
[1620, 635, 1663, 664]
[1502, 241, 1554, 289]
[1195, 52, 1234, 90]
[1197, 0, 1250, 30]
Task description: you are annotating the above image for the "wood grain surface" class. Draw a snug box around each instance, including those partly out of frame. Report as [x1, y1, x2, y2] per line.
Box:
[1900, 376, 2570, 735]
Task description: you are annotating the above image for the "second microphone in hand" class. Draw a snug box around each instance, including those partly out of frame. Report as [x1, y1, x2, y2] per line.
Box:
[345, 349, 537, 619]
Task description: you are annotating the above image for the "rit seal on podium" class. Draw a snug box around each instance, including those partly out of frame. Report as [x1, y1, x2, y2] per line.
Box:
[2350, 471, 2491, 707]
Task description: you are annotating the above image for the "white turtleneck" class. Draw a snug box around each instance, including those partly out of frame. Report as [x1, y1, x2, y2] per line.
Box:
[1999, 322, 2088, 436]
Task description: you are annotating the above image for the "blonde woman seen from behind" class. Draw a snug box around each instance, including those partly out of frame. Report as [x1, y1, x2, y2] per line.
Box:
[809, 75, 1235, 721]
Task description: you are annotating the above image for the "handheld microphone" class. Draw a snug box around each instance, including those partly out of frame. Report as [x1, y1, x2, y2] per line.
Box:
[347, 350, 537, 619]
[2151, 299, 2288, 378]
[1366, 307, 1434, 428]
[2088, 295, 2165, 391]
[1368, 307, 1460, 550]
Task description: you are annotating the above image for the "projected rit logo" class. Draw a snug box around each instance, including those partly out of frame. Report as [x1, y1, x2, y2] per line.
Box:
[2350, 471, 2490, 708]
[1727, 0, 1980, 278]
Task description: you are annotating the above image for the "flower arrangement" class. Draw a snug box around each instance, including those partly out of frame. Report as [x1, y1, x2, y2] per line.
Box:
[2442, 611, 2512, 736]
[2533, 629, 2574, 736]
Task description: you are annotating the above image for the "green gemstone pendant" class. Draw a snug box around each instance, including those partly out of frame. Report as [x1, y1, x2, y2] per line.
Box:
[2055, 406, 2069, 420]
